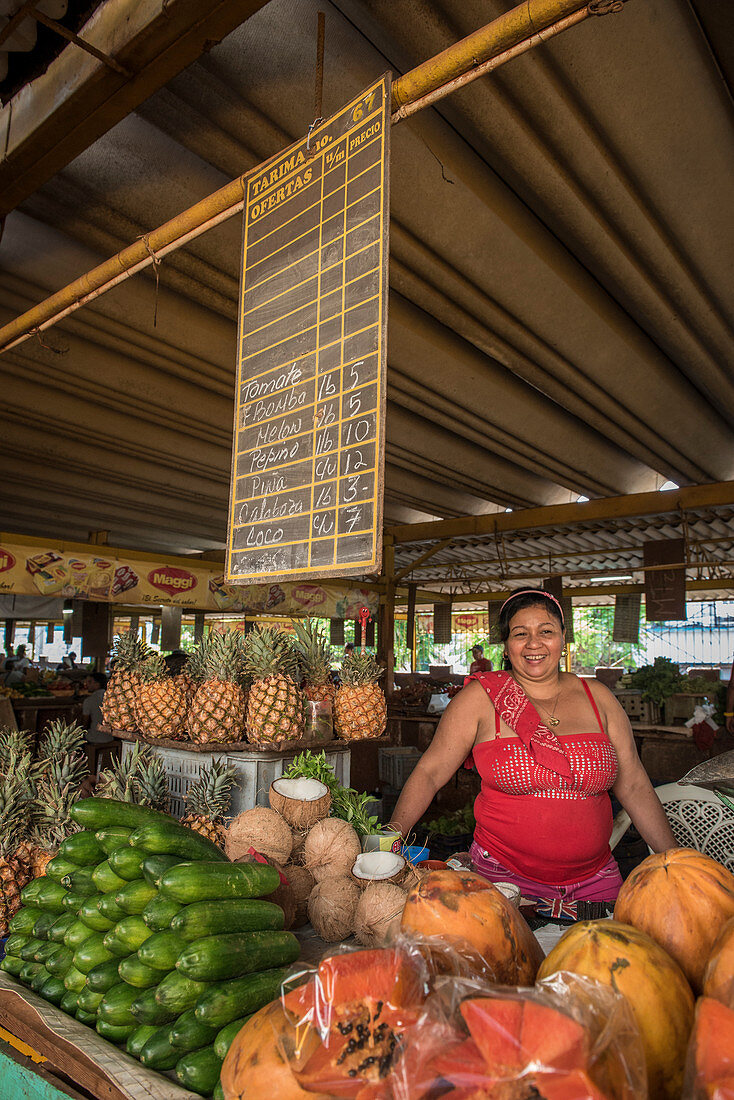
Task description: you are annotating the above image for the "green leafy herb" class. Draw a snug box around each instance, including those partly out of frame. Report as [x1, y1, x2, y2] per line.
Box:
[283, 750, 384, 837]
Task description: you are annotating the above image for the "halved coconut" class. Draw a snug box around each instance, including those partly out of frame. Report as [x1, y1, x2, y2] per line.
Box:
[269, 776, 331, 829]
[351, 850, 406, 889]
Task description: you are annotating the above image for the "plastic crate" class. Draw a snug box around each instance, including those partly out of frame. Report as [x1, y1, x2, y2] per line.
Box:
[614, 691, 661, 725]
[378, 747, 423, 789]
[121, 741, 350, 820]
[663, 693, 710, 726]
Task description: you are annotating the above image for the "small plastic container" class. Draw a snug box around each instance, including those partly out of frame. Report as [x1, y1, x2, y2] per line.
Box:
[402, 844, 429, 864]
[305, 701, 333, 744]
[362, 832, 402, 854]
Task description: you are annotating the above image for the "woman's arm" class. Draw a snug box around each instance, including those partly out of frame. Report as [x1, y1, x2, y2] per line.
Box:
[387, 682, 485, 837]
[592, 683, 676, 852]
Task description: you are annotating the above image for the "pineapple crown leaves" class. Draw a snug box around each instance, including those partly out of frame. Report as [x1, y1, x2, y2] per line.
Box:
[111, 632, 152, 671]
[0, 753, 37, 851]
[98, 742, 169, 810]
[184, 759, 238, 821]
[339, 650, 384, 686]
[37, 719, 88, 794]
[138, 652, 171, 684]
[0, 727, 33, 773]
[32, 774, 84, 848]
[291, 618, 333, 685]
[244, 626, 300, 682]
[197, 630, 247, 686]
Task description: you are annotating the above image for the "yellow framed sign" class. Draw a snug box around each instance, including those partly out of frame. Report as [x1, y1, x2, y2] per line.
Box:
[226, 74, 391, 584]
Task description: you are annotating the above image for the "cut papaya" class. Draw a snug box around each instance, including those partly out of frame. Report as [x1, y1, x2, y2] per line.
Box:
[460, 997, 589, 1077]
[688, 997, 734, 1095]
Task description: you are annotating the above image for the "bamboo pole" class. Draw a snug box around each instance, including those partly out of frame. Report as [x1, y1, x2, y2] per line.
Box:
[0, 0, 601, 355]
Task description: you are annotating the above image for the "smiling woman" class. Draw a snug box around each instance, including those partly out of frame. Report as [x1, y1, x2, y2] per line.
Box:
[388, 588, 676, 906]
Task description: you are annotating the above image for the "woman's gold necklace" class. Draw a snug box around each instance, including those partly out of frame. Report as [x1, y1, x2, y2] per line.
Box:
[525, 687, 562, 726]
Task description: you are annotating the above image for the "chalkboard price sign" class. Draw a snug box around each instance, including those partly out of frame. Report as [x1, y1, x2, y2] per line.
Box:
[226, 74, 391, 584]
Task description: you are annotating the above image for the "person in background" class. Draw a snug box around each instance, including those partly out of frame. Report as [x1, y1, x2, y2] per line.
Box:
[388, 587, 675, 906]
[12, 645, 31, 671]
[469, 644, 492, 674]
[82, 672, 108, 742]
[2, 660, 24, 687]
[344, 642, 355, 658]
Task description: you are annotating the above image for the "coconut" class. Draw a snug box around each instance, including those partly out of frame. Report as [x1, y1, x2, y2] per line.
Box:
[303, 818, 361, 883]
[283, 863, 315, 927]
[353, 882, 407, 948]
[290, 827, 310, 865]
[351, 850, 406, 889]
[308, 876, 360, 942]
[225, 807, 293, 864]
[269, 777, 331, 829]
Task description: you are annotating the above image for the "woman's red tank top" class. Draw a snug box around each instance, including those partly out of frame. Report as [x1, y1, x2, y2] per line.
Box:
[471, 679, 618, 886]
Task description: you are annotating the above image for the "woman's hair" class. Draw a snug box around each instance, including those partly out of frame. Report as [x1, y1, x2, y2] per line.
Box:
[498, 589, 565, 669]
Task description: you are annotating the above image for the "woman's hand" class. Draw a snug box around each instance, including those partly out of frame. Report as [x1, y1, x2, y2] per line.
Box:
[387, 682, 487, 838]
[594, 683, 677, 852]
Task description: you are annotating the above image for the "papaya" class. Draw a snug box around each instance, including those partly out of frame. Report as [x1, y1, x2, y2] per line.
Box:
[704, 915, 734, 1009]
[685, 996, 734, 1100]
[221, 1001, 325, 1100]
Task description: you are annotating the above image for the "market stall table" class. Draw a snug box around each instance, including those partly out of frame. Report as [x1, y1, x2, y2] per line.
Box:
[11, 697, 84, 744]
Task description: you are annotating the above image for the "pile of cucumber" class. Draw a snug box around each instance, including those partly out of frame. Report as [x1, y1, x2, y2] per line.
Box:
[1, 797, 301, 1099]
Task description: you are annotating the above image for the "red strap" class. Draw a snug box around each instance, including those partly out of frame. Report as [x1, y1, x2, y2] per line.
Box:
[581, 679, 605, 735]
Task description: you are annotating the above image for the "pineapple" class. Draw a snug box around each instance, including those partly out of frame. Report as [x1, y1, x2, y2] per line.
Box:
[0, 727, 33, 767]
[188, 631, 247, 744]
[102, 633, 152, 732]
[0, 753, 38, 934]
[180, 760, 238, 846]
[30, 719, 88, 876]
[292, 618, 336, 708]
[135, 652, 187, 741]
[97, 742, 169, 810]
[334, 650, 387, 740]
[244, 626, 304, 746]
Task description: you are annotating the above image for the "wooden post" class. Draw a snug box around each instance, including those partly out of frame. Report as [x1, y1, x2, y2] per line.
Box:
[379, 541, 396, 698]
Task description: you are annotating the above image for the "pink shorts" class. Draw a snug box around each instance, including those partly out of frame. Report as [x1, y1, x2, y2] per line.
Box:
[469, 841, 623, 903]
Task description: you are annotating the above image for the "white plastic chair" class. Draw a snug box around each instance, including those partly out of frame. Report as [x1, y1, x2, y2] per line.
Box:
[610, 783, 734, 872]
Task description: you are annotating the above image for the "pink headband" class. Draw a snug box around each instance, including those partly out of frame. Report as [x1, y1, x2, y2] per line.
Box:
[499, 589, 565, 627]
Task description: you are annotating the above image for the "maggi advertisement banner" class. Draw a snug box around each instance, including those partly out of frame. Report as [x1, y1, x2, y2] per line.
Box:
[0, 541, 378, 617]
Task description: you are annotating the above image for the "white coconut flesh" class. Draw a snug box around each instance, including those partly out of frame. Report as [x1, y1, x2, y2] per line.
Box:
[271, 777, 329, 801]
[352, 851, 406, 881]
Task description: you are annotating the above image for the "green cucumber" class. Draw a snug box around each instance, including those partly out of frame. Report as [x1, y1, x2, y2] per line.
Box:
[71, 797, 176, 831]
[142, 894, 182, 931]
[194, 968, 289, 1028]
[30, 966, 51, 993]
[214, 1016, 251, 1060]
[9, 907, 42, 934]
[98, 983, 138, 1026]
[19, 960, 43, 984]
[171, 898, 284, 941]
[97, 892, 125, 923]
[139, 1024, 181, 1070]
[96, 1019, 135, 1043]
[78, 895, 114, 932]
[5, 933, 31, 956]
[154, 971, 207, 1015]
[115, 880, 157, 915]
[63, 887, 97, 912]
[214, 1082, 225, 1100]
[108, 846, 146, 881]
[1, 955, 24, 977]
[103, 916, 151, 957]
[59, 830, 105, 866]
[48, 913, 76, 943]
[175, 1046, 222, 1096]
[33, 941, 61, 965]
[126, 1023, 159, 1058]
[95, 826, 134, 854]
[46, 947, 73, 977]
[73, 933, 114, 974]
[60, 867, 97, 893]
[76, 1008, 98, 1026]
[60, 989, 79, 1015]
[63, 919, 96, 950]
[33, 911, 60, 940]
[63, 966, 86, 993]
[137, 930, 182, 971]
[39, 975, 67, 1006]
[131, 987, 177, 1026]
[91, 861, 127, 895]
[130, 823, 227, 864]
[177, 931, 299, 982]
[170, 1009, 217, 1052]
[118, 955, 160, 989]
[141, 854, 181, 888]
[24, 879, 68, 913]
[20, 937, 45, 961]
[160, 862, 278, 904]
[86, 958, 123, 993]
[78, 986, 105, 1013]
[45, 856, 80, 883]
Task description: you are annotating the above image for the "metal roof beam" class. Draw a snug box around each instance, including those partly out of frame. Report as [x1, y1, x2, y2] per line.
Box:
[386, 481, 734, 545]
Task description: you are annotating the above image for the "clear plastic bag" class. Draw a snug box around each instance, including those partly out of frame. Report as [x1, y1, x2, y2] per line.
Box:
[306, 700, 334, 743]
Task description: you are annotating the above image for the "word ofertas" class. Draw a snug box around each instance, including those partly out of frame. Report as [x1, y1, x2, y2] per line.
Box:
[248, 165, 314, 222]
